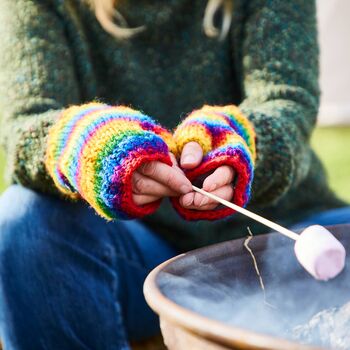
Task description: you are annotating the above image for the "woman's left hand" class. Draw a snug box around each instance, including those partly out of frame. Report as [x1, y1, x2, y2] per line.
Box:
[179, 142, 235, 210]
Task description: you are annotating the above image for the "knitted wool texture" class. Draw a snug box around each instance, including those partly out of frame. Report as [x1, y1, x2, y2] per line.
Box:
[1, 0, 346, 249]
[46, 102, 176, 220]
[173, 105, 256, 220]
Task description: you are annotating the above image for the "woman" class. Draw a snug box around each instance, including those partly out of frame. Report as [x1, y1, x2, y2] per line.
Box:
[0, 0, 348, 349]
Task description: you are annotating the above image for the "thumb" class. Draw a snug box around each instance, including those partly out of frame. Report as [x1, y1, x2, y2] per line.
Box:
[180, 142, 203, 169]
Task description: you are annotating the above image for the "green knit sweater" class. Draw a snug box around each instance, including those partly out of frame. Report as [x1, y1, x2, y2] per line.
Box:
[0, 0, 345, 250]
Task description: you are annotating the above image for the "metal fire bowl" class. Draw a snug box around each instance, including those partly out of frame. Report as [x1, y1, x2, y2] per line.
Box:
[144, 224, 350, 350]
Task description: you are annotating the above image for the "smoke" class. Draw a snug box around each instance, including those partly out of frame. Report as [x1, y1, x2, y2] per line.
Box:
[157, 232, 350, 348]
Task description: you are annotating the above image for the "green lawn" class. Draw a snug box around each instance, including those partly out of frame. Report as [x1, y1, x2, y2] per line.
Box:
[0, 128, 349, 202]
[0, 148, 5, 193]
[311, 127, 350, 203]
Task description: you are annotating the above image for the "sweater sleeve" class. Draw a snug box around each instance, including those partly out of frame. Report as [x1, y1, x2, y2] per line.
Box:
[172, 105, 256, 221]
[236, 0, 320, 205]
[0, 0, 80, 194]
[45, 103, 175, 220]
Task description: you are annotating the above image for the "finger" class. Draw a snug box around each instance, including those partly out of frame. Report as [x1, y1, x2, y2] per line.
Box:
[203, 166, 235, 192]
[138, 161, 192, 194]
[179, 192, 195, 207]
[179, 192, 218, 211]
[182, 185, 234, 210]
[180, 142, 203, 169]
[181, 192, 219, 210]
[169, 153, 184, 174]
[169, 153, 179, 167]
[132, 171, 178, 197]
[197, 185, 234, 207]
[133, 194, 161, 206]
[193, 203, 218, 211]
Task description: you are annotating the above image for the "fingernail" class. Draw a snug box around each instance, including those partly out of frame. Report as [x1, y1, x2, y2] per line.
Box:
[183, 195, 193, 206]
[182, 154, 195, 165]
[180, 184, 192, 194]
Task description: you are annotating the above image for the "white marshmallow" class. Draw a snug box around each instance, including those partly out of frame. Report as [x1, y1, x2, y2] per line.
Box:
[294, 225, 346, 281]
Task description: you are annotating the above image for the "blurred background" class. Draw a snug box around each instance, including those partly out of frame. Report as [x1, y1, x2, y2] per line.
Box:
[0, 0, 349, 202]
[310, 0, 350, 202]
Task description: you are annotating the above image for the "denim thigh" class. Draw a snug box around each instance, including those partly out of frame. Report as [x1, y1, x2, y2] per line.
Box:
[0, 185, 176, 350]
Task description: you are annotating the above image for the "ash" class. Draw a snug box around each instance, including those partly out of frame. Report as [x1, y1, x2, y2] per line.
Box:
[157, 231, 350, 349]
[291, 302, 350, 350]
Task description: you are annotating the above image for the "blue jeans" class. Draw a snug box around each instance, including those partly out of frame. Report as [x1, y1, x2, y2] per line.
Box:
[0, 185, 349, 350]
[0, 185, 176, 350]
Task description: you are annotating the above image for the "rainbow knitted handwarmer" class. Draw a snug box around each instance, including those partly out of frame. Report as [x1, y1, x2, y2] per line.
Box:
[46, 102, 175, 220]
[172, 105, 256, 221]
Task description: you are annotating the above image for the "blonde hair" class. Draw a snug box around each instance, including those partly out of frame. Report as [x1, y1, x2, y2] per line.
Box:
[88, 0, 233, 40]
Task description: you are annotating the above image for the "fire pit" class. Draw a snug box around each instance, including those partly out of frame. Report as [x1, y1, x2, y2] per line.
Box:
[144, 224, 350, 350]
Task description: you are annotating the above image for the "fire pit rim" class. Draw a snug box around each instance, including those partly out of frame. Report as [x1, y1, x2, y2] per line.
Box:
[143, 231, 329, 350]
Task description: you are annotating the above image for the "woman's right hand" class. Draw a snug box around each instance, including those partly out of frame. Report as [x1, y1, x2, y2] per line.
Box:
[132, 154, 192, 205]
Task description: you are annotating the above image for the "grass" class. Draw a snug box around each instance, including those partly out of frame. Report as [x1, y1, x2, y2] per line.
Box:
[0, 148, 5, 194]
[311, 127, 350, 203]
[0, 127, 349, 202]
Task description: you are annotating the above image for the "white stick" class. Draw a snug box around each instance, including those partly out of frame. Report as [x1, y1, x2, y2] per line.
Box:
[192, 185, 299, 241]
